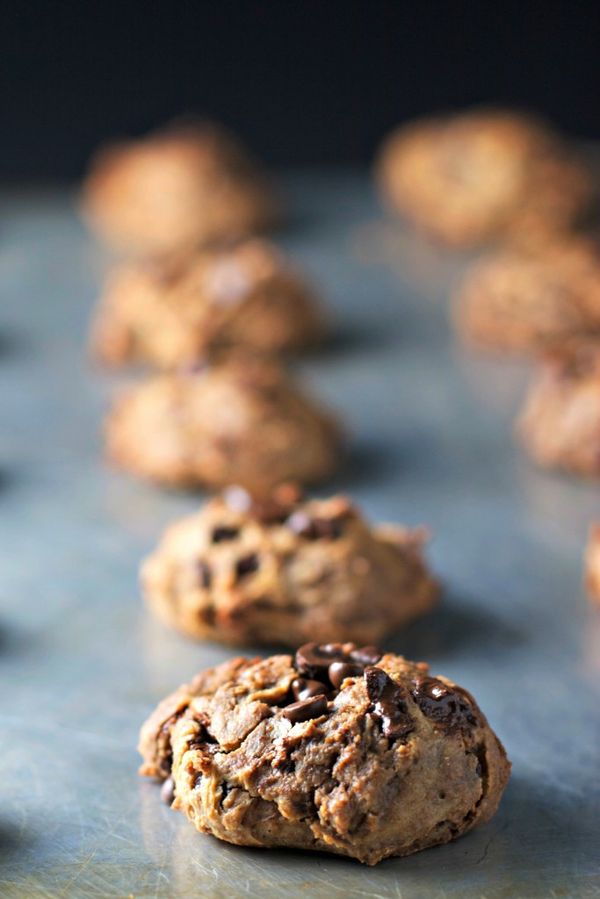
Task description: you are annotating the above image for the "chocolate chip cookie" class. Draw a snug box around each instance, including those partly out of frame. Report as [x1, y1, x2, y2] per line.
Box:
[105, 356, 341, 490]
[517, 340, 600, 475]
[82, 120, 277, 259]
[139, 646, 510, 864]
[377, 108, 592, 248]
[91, 239, 325, 368]
[141, 485, 438, 646]
[455, 238, 600, 353]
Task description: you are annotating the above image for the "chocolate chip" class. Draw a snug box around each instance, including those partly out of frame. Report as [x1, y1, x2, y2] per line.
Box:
[312, 517, 343, 539]
[411, 676, 477, 730]
[195, 560, 212, 588]
[349, 645, 382, 666]
[295, 642, 348, 680]
[223, 484, 293, 524]
[211, 525, 239, 543]
[219, 781, 231, 806]
[282, 694, 328, 723]
[250, 498, 290, 525]
[160, 777, 175, 806]
[328, 661, 363, 689]
[364, 666, 415, 740]
[286, 512, 344, 540]
[235, 553, 259, 579]
[291, 678, 327, 701]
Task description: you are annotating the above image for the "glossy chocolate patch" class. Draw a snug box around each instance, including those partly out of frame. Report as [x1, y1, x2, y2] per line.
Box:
[411, 676, 477, 730]
[364, 666, 415, 739]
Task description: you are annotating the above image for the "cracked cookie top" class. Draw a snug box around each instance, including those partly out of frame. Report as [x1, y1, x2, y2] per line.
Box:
[138, 647, 510, 864]
[82, 119, 278, 259]
[105, 356, 342, 490]
[91, 239, 326, 368]
[517, 338, 600, 476]
[377, 107, 593, 248]
[141, 485, 438, 646]
[455, 237, 600, 354]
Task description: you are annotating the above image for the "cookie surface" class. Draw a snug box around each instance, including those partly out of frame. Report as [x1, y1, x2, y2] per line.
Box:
[517, 341, 600, 475]
[82, 120, 277, 258]
[139, 646, 510, 864]
[455, 238, 600, 353]
[105, 357, 341, 490]
[377, 108, 592, 247]
[91, 240, 325, 368]
[141, 486, 438, 646]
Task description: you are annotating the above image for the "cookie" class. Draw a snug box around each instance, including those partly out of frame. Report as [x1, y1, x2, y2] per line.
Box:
[377, 108, 592, 248]
[517, 340, 600, 475]
[91, 239, 325, 369]
[455, 238, 600, 353]
[82, 120, 277, 259]
[138, 646, 510, 865]
[105, 356, 341, 490]
[585, 525, 600, 606]
[141, 485, 438, 646]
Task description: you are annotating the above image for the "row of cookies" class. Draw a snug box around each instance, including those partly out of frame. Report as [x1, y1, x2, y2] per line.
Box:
[84, 121, 339, 491]
[81, 119, 510, 864]
[378, 105, 600, 603]
[83, 120, 440, 644]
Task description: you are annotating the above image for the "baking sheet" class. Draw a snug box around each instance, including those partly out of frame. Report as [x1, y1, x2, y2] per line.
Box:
[0, 174, 599, 898]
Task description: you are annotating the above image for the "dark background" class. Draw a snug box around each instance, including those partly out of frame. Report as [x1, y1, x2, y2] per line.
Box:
[2, 0, 600, 180]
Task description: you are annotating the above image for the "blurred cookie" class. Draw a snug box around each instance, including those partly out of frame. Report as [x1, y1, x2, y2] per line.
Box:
[455, 238, 600, 353]
[585, 524, 600, 606]
[91, 239, 325, 368]
[82, 120, 277, 258]
[105, 356, 341, 490]
[138, 647, 510, 864]
[377, 108, 592, 247]
[517, 340, 600, 475]
[141, 485, 438, 646]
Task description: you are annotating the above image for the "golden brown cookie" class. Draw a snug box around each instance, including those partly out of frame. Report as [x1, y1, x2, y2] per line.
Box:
[82, 120, 277, 258]
[377, 108, 592, 247]
[105, 356, 341, 490]
[138, 647, 510, 865]
[91, 239, 325, 368]
[141, 485, 438, 646]
[455, 238, 600, 353]
[517, 340, 600, 475]
[585, 524, 600, 606]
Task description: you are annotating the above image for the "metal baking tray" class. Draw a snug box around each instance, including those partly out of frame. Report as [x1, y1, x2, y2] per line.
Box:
[1, 174, 598, 898]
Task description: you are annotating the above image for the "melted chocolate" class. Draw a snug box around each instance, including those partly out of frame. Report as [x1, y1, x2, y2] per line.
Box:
[283, 694, 328, 723]
[411, 676, 477, 731]
[364, 666, 415, 739]
[211, 526, 239, 543]
[235, 553, 259, 579]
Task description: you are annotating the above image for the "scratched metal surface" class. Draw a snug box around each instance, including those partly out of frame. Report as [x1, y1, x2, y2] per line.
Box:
[0, 174, 599, 899]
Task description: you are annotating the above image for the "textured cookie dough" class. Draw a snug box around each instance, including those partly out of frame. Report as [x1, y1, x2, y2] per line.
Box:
[91, 240, 325, 368]
[517, 341, 600, 475]
[377, 108, 592, 247]
[138, 646, 510, 865]
[455, 238, 600, 353]
[585, 525, 600, 606]
[105, 357, 341, 490]
[141, 485, 438, 646]
[82, 120, 277, 258]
